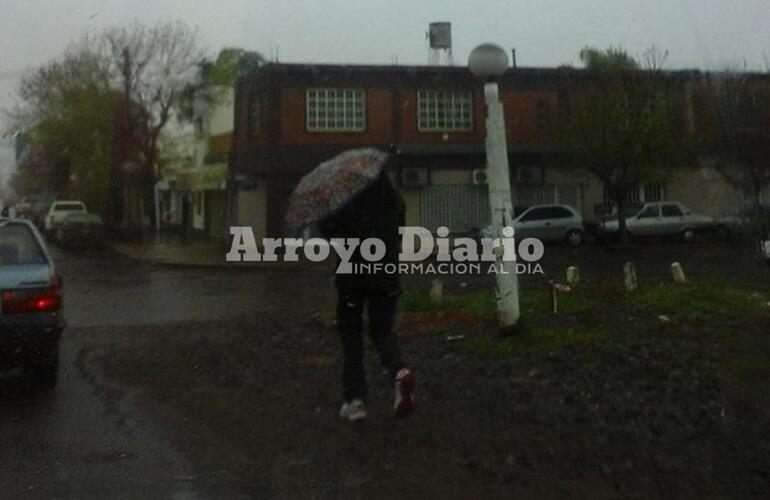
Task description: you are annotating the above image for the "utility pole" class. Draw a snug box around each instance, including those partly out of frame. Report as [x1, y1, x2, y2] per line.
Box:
[111, 47, 131, 236]
[469, 44, 521, 334]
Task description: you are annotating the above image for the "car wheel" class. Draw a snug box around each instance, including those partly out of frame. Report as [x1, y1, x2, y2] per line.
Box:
[565, 229, 584, 247]
[682, 228, 696, 243]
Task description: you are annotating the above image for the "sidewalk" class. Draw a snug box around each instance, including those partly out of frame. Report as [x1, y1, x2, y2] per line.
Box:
[111, 240, 228, 268]
[110, 239, 330, 271]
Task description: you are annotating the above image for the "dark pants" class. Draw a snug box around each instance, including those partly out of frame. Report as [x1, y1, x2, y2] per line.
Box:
[337, 285, 404, 402]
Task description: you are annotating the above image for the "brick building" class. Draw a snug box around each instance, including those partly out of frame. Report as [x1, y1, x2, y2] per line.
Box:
[229, 62, 767, 239]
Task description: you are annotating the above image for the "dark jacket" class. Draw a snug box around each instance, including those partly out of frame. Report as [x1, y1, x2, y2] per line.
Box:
[319, 173, 405, 292]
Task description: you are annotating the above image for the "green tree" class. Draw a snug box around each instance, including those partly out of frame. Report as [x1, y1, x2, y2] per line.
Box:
[10, 44, 118, 216]
[579, 46, 639, 72]
[177, 47, 264, 122]
[569, 47, 690, 243]
[9, 22, 205, 231]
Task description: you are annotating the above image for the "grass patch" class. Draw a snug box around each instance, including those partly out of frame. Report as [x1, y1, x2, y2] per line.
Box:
[401, 286, 601, 318]
[408, 279, 768, 361]
[457, 326, 604, 358]
[632, 281, 768, 314]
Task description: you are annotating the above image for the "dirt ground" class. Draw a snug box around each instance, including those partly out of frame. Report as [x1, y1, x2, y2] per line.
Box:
[84, 274, 770, 500]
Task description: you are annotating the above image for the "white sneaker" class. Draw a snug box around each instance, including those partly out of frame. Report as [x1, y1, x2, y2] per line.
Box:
[339, 399, 367, 423]
[394, 368, 416, 418]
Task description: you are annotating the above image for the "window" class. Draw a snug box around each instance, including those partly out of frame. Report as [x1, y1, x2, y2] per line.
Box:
[247, 94, 261, 136]
[536, 99, 551, 138]
[638, 205, 660, 219]
[0, 223, 46, 265]
[519, 207, 552, 222]
[661, 204, 684, 217]
[417, 90, 473, 132]
[53, 202, 86, 212]
[306, 88, 365, 132]
[603, 183, 666, 205]
[549, 207, 574, 219]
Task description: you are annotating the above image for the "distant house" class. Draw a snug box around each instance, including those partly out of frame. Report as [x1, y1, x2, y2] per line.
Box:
[158, 87, 232, 240]
[230, 62, 769, 238]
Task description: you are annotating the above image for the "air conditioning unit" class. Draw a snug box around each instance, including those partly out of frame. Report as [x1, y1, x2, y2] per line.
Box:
[515, 166, 542, 184]
[401, 167, 429, 187]
[472, 168, 488, 185]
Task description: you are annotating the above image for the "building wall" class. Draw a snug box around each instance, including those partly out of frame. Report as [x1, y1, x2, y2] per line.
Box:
[209, 88, 235, 136]
[231, 64, 765, 237]
[501, 90, 558, 145]
[236, 178, 267, 241]
[400, 187, 421, 227]
[431, 168, 473, 185]
[667, 166, 742, 217]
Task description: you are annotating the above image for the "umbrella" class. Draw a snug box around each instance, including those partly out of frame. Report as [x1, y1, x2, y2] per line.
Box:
[284, 148, 389, 233]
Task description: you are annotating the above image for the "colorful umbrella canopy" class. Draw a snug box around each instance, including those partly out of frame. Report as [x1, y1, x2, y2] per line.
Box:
[284, 148, 389, 233]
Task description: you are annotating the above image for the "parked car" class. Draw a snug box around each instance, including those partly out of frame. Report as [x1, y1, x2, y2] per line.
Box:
[0, 217, 64, 388]
[597, 202, 714, 242]
[55, 212, 105, 246]
[763, 237, 770, 265]
[471, 204, 585, 246]
[44, 200, 87, 236]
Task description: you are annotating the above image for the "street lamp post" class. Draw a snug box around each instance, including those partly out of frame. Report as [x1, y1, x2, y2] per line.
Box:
[469, 43, 521, 333]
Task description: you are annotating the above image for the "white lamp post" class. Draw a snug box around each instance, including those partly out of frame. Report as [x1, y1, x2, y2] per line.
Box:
[469, 43, 521, 333]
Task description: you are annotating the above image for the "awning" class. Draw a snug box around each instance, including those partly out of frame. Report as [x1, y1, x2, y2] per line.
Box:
[169, 163, 228, 192]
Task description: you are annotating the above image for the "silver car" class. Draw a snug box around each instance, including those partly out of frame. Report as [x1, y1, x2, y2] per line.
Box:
[475, 204, 585, 246]
[0, 218, 64, 388]
[599, 202, 714, 241]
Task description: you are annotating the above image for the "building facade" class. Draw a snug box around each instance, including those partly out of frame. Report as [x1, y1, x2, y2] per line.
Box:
[230, 63, 768, 239]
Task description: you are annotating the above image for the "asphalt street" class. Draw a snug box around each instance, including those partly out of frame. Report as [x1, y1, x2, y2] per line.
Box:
[0, 245, 334, 499]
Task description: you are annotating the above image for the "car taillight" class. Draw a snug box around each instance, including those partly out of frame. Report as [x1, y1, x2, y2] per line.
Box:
[1, 276, 62, 314]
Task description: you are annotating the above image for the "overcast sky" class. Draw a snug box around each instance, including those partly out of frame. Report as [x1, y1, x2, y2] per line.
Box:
[1, 0, 769, 137]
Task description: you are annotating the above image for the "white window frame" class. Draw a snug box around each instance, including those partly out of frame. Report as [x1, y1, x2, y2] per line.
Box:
[306, 88, 365, 132]
[417, 90, 473, 132]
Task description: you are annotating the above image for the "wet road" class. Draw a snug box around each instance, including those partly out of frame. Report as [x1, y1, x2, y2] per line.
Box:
[0, 246, 334, 499]
[1, 240, 766, 498]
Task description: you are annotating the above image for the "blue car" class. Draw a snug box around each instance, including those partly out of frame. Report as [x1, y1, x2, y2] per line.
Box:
[0, 217, 64, 388]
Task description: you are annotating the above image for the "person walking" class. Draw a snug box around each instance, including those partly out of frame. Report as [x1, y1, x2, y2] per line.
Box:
[319, 171, 415, 423]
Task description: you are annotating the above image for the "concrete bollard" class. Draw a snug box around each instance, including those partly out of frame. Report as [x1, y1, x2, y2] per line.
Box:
[566, 266, 580, 286]
[671, 262, 687, 284]
[430, 279, 444, 306]
[624, 262, 638, 292]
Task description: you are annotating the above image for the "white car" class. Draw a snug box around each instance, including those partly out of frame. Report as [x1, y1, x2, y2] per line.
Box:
[598, 202, 714, 242]
[472, 204, 585, 246]
[44, 201, 87, 235]
[762, 237, 770, 265]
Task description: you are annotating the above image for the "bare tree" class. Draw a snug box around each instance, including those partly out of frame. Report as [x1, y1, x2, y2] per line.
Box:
[102, 21, 206, 179]
[7, 21, 205, 233]
[568, 47, 691, 244]
[694, 69, 770, 237]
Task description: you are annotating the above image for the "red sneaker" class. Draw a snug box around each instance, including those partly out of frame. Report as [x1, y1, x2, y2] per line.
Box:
[394, 368, 416, 418]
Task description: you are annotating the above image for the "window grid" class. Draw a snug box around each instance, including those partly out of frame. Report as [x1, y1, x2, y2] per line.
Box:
[417, 90, 473, 132]
[306, 88, 365, 132]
